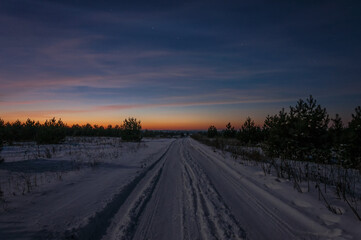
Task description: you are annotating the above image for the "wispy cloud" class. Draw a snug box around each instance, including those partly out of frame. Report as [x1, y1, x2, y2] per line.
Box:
[1, 0, 360, 128]
[97, 98, 296, 110]
[5, 96, 296, 116]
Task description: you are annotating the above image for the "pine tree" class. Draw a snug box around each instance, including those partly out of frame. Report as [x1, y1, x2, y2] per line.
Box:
[223, 122, 236, 138]
[263, 96, 330, 163]
[239, 117, 262, 145]
[263, 109, 290, 159]
[347, 106, 361, 169]
[0, 118, 3, 160]
[207, 125, 218, 138]
[289, 95, 330, 162]
[0, 118, 4, 146]
[329, 114, 345, 165]
[121, 117, 142, 142]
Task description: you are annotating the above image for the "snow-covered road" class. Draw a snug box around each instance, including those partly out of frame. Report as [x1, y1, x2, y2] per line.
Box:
[0, 138, 359, 239]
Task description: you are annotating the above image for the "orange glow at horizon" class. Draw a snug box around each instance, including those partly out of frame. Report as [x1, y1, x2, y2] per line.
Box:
[0, 115, 265, 131]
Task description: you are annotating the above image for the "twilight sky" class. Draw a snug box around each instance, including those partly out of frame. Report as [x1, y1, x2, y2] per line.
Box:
[1, 0, 361, 130]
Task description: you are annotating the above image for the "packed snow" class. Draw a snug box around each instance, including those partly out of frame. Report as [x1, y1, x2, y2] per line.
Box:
[0, 137, 360, 239]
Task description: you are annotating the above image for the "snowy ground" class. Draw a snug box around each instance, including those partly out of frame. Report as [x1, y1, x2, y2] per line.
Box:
[0, 137, 360, 239]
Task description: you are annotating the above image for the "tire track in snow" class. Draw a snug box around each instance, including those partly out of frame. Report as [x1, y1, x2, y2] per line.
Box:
[131, 141, 185, 240]
[128, 174, 163, 240]
[62, 141, 174, 240]
[119, 162, 166, 240]
[181, 140, 247, 240]
[188, 140, 298, 239]
[190, 139, 342, 239]
[182, 156, 205, 240]
[178, 140, 201, 240]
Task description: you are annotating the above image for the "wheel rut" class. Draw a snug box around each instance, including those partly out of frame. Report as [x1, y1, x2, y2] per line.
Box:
[62, 141, 174, 240]
[180, 141, 247, 240]
[119, 162, 165, 240]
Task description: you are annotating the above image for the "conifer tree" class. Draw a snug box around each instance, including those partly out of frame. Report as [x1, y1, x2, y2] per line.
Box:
[121, 117, 142, 142]
[347, 106, 361, 169]
[238, 117, 262, 145]
[0, 118, 3, 156]
[289, 95, 330, 162]
[263, 109, 290, 159]
[329, 114, 345, 164]
[207, 125, 218, 138]
[223, 122, 236, 138]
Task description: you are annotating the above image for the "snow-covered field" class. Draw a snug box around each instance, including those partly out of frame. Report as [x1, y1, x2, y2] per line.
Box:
[0, 137, 360, 239]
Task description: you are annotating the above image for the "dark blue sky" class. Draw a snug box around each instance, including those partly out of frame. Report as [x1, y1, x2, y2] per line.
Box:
[1, 0, 360, 129]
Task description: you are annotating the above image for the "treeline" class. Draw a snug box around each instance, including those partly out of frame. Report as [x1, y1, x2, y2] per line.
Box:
[0, 117, 191, 146]
[0, 117, 143, 144]
[143, 130, 189, 138]
[204, 96, 361, 170]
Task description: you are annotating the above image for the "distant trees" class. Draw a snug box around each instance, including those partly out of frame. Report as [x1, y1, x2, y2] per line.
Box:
[10, 120, 21, 142]
[0, 117, 67, 145]
[67, 118, 142, 140]
[202, 96, 360, 170]
[35, 118, 66, 144]
[207, 125, 218, 138]
[0, 117, 143, 144]
[143, 129, 189, 138]
[0, 116, 201, 144]
[120, 117, 142, 142]
[23, 118, 39, 141]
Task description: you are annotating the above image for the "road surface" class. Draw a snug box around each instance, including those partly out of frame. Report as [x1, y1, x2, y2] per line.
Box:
[0, 138, 350, 239]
